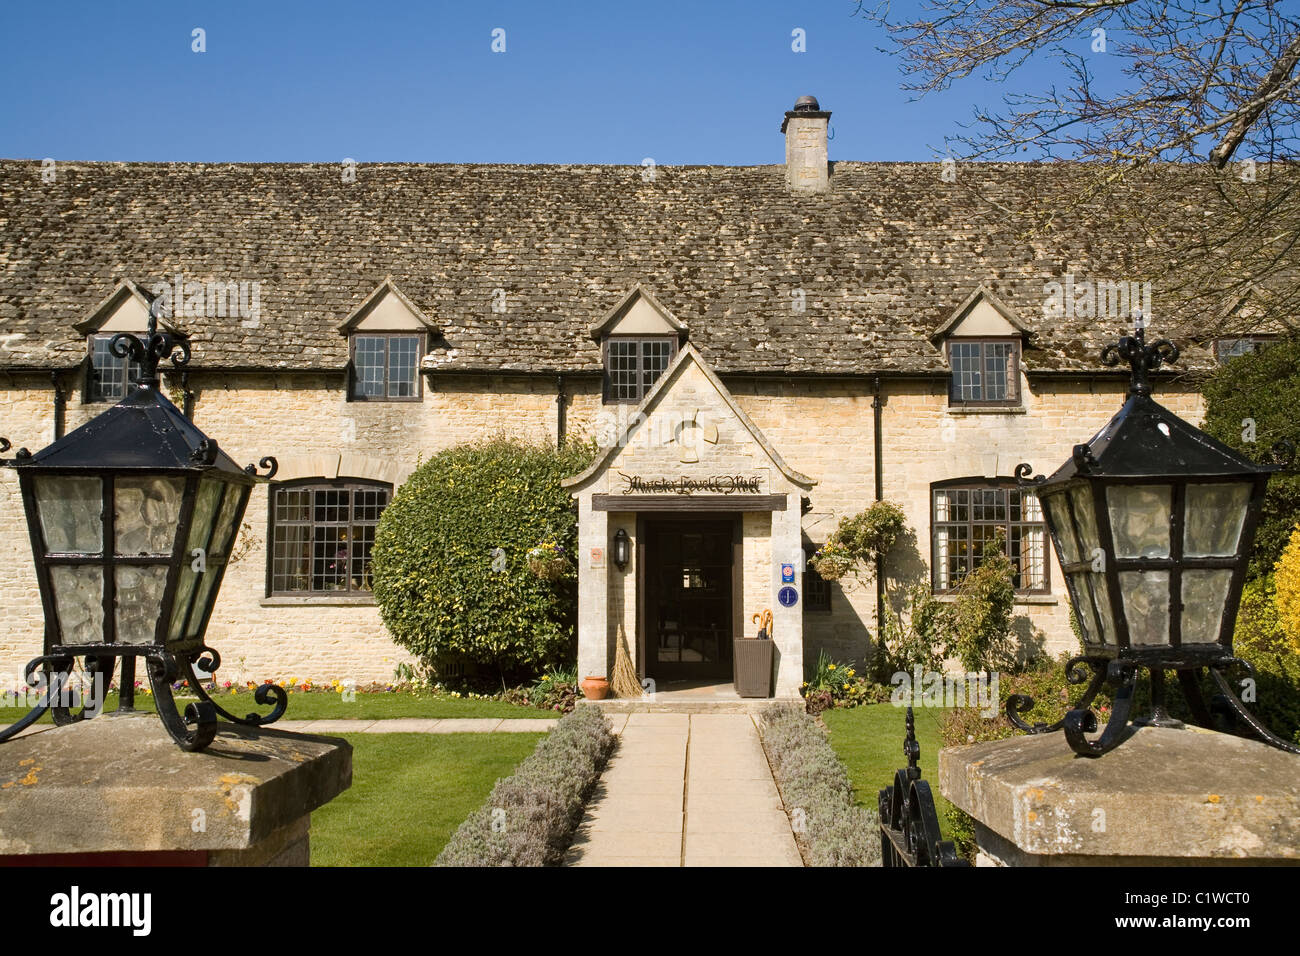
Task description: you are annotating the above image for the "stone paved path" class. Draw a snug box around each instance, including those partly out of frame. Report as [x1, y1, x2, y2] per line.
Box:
[564, 713, 801, 867]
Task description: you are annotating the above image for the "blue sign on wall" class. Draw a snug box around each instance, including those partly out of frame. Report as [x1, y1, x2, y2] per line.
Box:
[781, 562, 795, 583]
[778, 586, 798, 608]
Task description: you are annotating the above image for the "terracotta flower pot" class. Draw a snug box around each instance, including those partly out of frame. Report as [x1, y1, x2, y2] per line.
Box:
[580, 676, 610, 700]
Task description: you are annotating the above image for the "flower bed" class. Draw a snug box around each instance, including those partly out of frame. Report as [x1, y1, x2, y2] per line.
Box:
[435, 706, 616, 866]
[758, 706, 881, 867]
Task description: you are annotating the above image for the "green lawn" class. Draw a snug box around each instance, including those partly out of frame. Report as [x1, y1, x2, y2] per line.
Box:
[821, 703, 953, 838]
[310, 732, 545, 866]
[0, 689, 554, 724]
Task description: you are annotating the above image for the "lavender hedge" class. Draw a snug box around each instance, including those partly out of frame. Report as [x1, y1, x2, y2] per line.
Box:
[759, 706, 881, 867]
[435, 706, 615, 866]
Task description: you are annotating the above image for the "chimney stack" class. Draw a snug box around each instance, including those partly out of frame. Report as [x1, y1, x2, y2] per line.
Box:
[782, 95, 831, 193]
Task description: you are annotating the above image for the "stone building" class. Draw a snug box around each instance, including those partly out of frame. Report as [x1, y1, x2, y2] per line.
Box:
[0, 97, 1254, 695]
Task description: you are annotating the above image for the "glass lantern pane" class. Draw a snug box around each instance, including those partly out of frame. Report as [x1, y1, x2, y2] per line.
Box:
[35, 477, 103, 554]
[1184, 483, 1251, 558]
[50, 566, 103, 644]
[167, 478, 224, 642]
[1088, 571, 1119, 646]
[114, 476, 185, 556]
[1069, 484, 1100, 555]
[186, 483, 248, 639]
[207, 483, 247, 558]
[1066, 571, 1102, 645]
[1120, 570, 1171, 645]
[1046, 493, 1082, 564]
[115, 565, 169, 644]
[1108, 485, 1172, 559]
[1181, 569, 1234, 645]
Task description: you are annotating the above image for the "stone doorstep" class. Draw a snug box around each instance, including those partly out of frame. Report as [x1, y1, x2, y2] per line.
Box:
[939, 725, 1300, 862]
[587, 700, 790, 715]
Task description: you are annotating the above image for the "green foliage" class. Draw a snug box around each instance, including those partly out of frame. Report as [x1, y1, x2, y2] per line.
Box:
[871, 584, 948, 682]
[836, 500, 907, 558]
[504, 667, 581, 713]
[1201, 335, 1300, 576]
[370, 437, 597, 679]
[759, 707, 882, 867]
[946, 531, 1017, 673]
[435, 707, 615, 866]
[810, 500, 906, 582]
[802, 650, 890, 714]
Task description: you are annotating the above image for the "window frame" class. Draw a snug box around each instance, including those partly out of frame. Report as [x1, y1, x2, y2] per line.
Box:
[930, 478, 1050, 597]
[348, 331, 425, 402]
[602, 334, 678, 405]
[265, 478, 393, 598]
[803, 563, 832, 614]
[946, 337, 1021, 408]
[1213, 336, 1276, 364]
[84, 333, 144, 404]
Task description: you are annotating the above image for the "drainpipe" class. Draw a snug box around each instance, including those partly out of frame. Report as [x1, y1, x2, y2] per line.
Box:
[556, 374, 567, 448]
[181, 372, 195, 420]
[872, 375, 885, 632]
[50, 371, 66, 441]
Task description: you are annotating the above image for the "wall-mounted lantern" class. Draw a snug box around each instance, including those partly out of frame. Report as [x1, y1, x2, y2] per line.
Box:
[1013, 322, 1297, 757]
[0, 304, 284, 751]
[613, 528, 631, 571]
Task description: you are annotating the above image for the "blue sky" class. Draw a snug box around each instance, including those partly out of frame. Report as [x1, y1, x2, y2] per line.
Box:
[0, 0, 1110, 164]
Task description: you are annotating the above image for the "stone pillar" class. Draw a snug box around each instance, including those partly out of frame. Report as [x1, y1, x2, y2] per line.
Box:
[939, 725, 1300, 866]
[0, 712, 351, 866]
[577, 497, 610, 681]
[770, 493, 804, 697]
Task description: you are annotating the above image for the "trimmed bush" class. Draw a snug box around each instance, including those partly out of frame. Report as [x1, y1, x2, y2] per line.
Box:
[435, 706, 615, 867]
[759, 707, 881, 867]
[370, 437, 597, 680]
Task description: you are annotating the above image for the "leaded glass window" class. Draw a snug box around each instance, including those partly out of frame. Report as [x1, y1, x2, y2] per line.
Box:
[269, 482, 391, 595]
[932, 481, 1047, 594]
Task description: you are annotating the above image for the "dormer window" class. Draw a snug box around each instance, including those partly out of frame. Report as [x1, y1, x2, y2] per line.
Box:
[605, 336, 675, 403]
[351, 333, 422, 400]
[75, 280, 162, 404]
[931, 286, 1029, 410]
[590, 284, 687, 405]
[338, 278, 436, 403]
[948, 339, 1020, 406]
[88, 334, 143, 402]
[1214, 336, 1275, 364]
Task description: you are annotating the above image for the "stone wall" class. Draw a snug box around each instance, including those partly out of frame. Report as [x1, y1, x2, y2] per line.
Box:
[0, 369, 1205, 685]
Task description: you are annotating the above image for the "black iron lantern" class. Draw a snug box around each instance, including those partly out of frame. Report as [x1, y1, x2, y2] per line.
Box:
[1012, 323, 1297, 756]
[613, 527, 630, 571]
[0, 305, 283, 751]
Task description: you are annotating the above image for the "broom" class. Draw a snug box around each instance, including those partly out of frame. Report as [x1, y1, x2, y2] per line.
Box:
[612, 623, 643, 698]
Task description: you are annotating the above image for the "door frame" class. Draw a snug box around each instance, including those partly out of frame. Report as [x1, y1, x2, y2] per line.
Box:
[636, 512, 742, 683]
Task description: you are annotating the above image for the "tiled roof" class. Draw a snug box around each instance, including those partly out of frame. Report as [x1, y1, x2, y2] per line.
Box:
[0, 159, 1230, 375]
